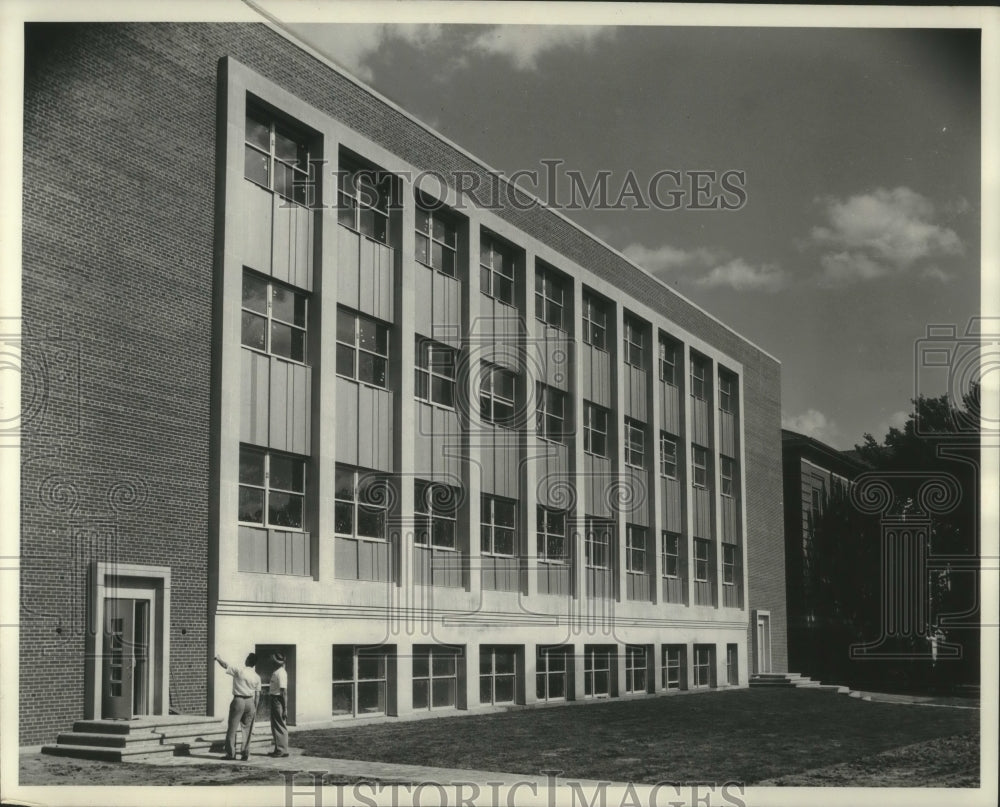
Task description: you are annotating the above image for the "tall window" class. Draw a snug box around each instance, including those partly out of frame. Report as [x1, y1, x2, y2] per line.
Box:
[692, 445, 709, 489]
[624, 418, 645, 468]
[479, 646, 517, 705]
[694, 539, 711, 582]
[585, 517, 613, 570]
[719, 372, 736, 413]
[415, 197, 458, 276]
[626, 525, 646, 573]
[241, 271, 307, 363]
[334, 466, 388, 541]
[238, 447, 305, 529]
[536, 646, 569, 701]
[582, 292, 608, 349]
[583, 402, 609, 457]
[480, 364, 517, 427]
[663, 645, 684, 690]
[245, 106, 312, 205]
[726, 644, 738, 685]
[660, 432, 678, 478]
[536, 384, 567, 443]
[623, 316, 645, 368]
[659, 337, 678, 384]
[723, 544, 739, 586]
[336, 308, 389, 387]
[662, 531, 680, 578]
[721, 456, 736, 497]
[690, 356, 707, 400]
[584, 646, 613, 697]
[535, 264, 566, 331]
[337, 161, 392, 243]
[694, 645, 714, 687]
[414, 480, 459, 550]
[480, 233, 516, 305]
[481, 495, 517, 556]
[536, 506, 567, 563]
[412, 645, 460, 710]
[332, 646, 388, 717]
[625, 646, 647, 694]
[415, 338, 456, 408]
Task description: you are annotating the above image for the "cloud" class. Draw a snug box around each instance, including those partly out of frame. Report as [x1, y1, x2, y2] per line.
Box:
[694, 258, 789, 293]
[294, 24, 444, 81]
[782, 409, 842, 446]
[470, 26, 616, 70]
[622, 243, 723, 276]
[810, 187, 963, 286]
[874, 409, 911, 439]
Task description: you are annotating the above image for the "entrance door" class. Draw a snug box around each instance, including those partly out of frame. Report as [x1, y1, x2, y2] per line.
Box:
[755, 613, 772, 674]
[102, 598, 151, 719]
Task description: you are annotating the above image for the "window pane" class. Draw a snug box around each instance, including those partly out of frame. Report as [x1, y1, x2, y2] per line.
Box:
[357, 681, 385, 714]
[334, 502, 353, 535]
[495, 675, 515, 703]
[433, 518, 455, 549]
[480, 676, 493, 704]
[495, 501, 516, 528]
[433, 652, 456, 676]
[357, 506, 385, 539]
[244, 146, 269, 186]
[495, 276, 513, 305]
[269, 492, 303, 528]
[415, 207, 431, 234]
[331, 682, 353, 715]
[412, 653, 429, 678]
[432, 678, 456, 707]
[495, 650, 515, 674]
[412, 679, 429, 709]
[358, 653, 386, 680]
[338, 196, 357, 229]
[271, 285, 306, 327]
[239, 449, 265, 485]
[270, 322, 293, 360]
[337, 311, 355, 344]
[548, 672, 565, 699]
[415, 233, 429, 265]
[273, 129, 300, 163]
[332, 647, 354, 681]
[238, 311, 265, 355]
[274, 161, 294, 199]
[246, 114, 270, 149]
[494, 529, 515, 556]
[480, 525, 492, 553]
[431, 377, 454, 407]
[358, 354, 387, 387]
[242, 273, 269, 313]
[238, 487, 264, 523]
[546, 535, 565, 560]
[270, 455, 304, 492]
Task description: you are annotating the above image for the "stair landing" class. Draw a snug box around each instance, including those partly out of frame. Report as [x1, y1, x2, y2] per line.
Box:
[750, 672, 866, 698]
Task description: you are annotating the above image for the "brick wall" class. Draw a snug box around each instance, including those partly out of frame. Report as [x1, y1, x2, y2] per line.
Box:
[21, 22, 786, 743]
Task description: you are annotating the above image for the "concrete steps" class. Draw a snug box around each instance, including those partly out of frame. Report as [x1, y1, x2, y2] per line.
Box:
[749, 673, 865, 698]
[42, 714, 273, 761]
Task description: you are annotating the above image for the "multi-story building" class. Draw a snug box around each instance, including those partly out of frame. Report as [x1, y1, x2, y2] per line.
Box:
[20, 22, 786, 744]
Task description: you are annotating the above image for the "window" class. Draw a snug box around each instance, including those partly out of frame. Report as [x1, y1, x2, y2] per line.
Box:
[245, 106, 312, 204]
[583, 402, 609, 457]
[626, 525, 646, 573]
[535, 264, 566, 331]
[336, 308, 389, 387]
[584, 646, 613, 697]
[414, 480, 460, 549]
[480, 233, 516, 305]
[659, 337, 678, 385]
[481, 495, 517, 556]
[241, 271, 308, 363]
[479, 646, 517, 705]
[694, 539, 711, 582]
[694, 645, 714, 688]
[582, 292, 608, 350]
[721, 456, 736, 497]
[662, 532, 680, 578]
[726, 644, 738, 685]
[625, 646, 647, 694]
[585, 518, 613, 570]
[660, 432, 678, 478]
[536, 506, 567, 563]
[690, 356, 707, 400]
[536, 384, 567, 443]
[337, 161, 392, 243]
[332, 646, 388, 717]
[412, 645, 460, 709]
[334, 466, 388, 541]
[480, 364, 517, 427]
[663, 645, 684, 690]
[723, 544, 739, 586]
[238, 447, 305, 529]
[415, 197, 458, 276]
[692, 445, 709, 489]
[623, 316, 645, 368]
[624, 418, 645, 468]
[536, 646, 569, 701]
[415, 338, 456, 408]
[719, 373, 735, 413]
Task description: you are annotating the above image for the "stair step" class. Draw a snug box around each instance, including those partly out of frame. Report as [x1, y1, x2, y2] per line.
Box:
[55, 732, 167, 749]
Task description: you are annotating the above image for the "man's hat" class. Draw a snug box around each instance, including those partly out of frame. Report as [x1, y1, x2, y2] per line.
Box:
[272, 652, 285, 664]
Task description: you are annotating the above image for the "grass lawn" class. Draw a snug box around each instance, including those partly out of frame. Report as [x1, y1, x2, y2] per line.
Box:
[293, 688, 979, 785]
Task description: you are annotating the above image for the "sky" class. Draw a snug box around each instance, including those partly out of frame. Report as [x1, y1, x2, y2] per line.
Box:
[274, 15, 982, 451]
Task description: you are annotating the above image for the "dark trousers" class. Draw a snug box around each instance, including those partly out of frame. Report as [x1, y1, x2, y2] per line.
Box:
[270, 694, 289, 753]
[225, 696, 255, 757]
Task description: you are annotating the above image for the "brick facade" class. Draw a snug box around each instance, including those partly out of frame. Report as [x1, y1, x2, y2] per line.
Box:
[21, 22, 786, 744]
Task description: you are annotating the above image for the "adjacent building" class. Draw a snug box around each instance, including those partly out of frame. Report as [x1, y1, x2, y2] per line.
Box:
[20, 22, 786, 744]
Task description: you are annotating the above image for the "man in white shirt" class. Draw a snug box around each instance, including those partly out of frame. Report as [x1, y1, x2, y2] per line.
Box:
[214, 652, 262, 760]
[268, 652, 289, 757]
